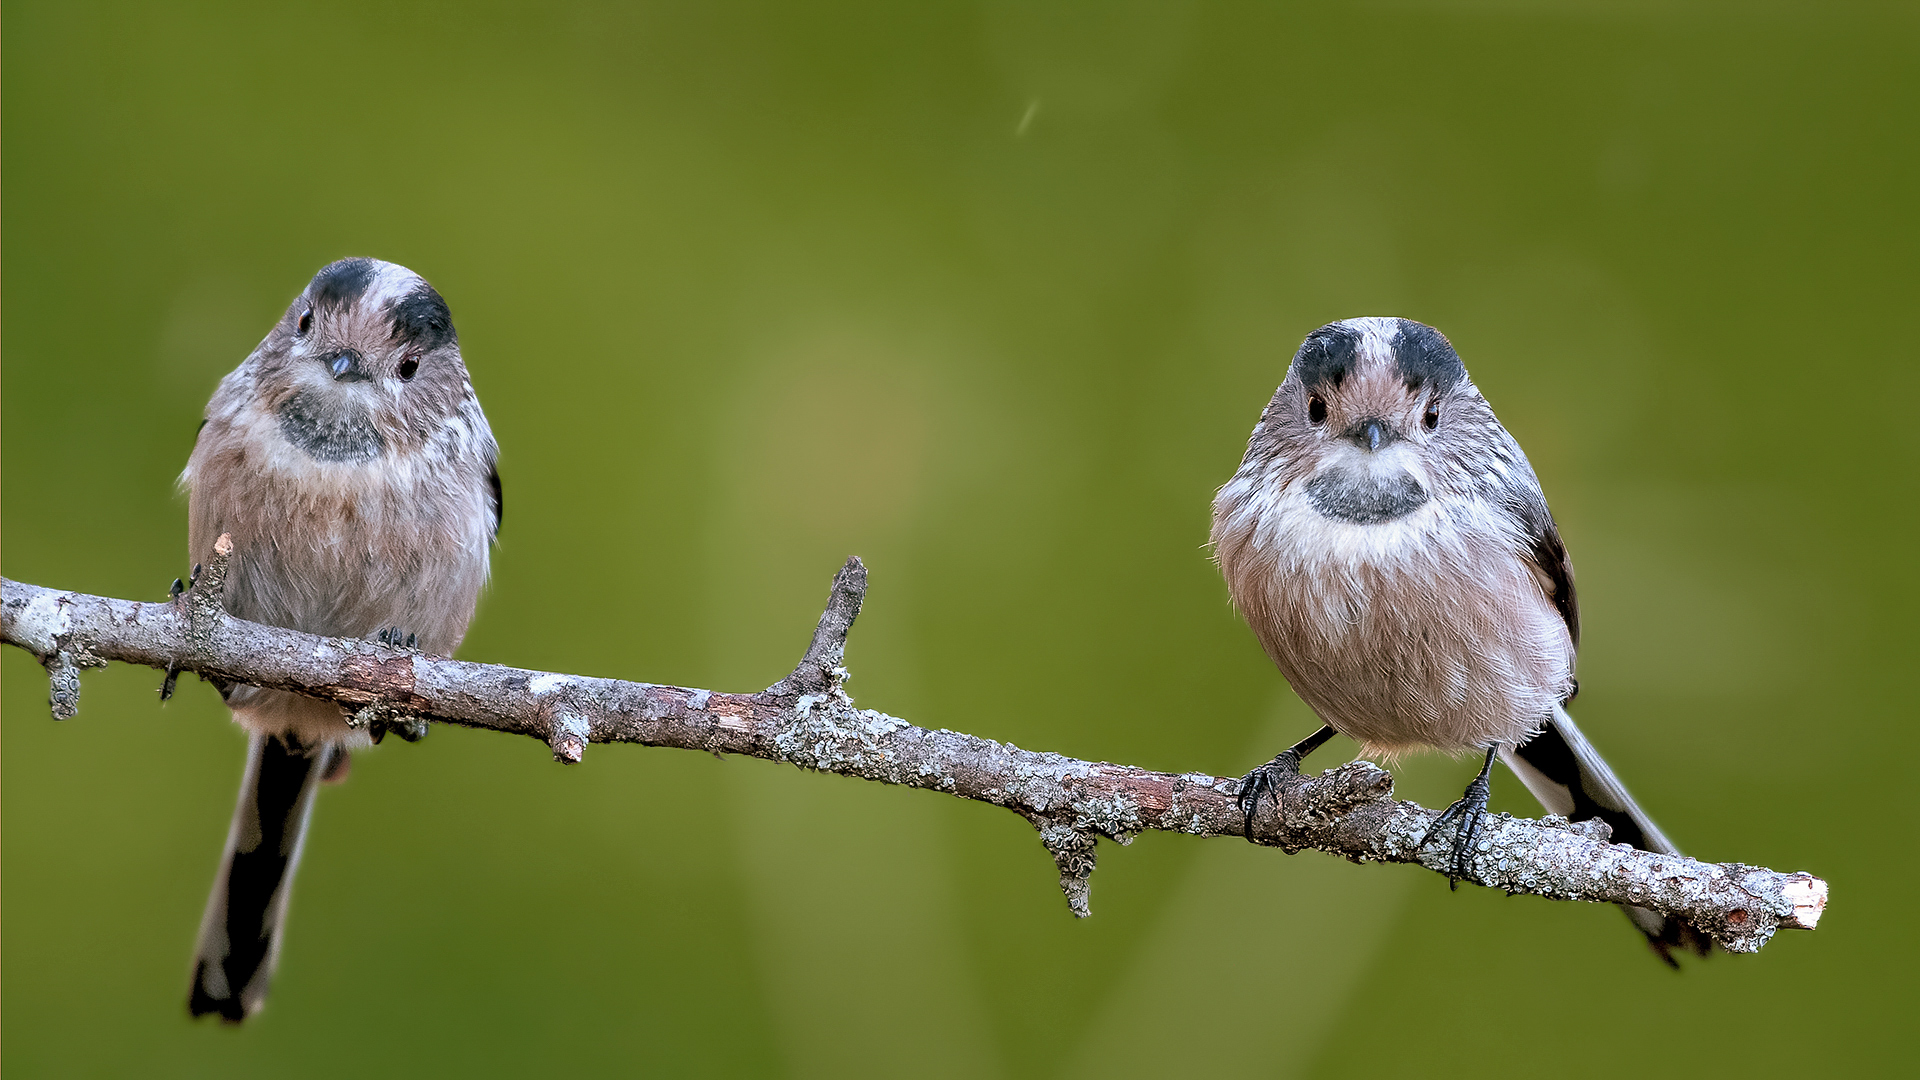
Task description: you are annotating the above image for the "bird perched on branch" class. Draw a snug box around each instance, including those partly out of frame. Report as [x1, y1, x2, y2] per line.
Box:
[179, 258, 501, 1019]
[1211, 317, 1708, 962]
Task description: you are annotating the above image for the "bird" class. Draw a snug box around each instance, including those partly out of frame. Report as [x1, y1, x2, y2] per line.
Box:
[179, 257, 501, 1019]
[1209, 316, 1708, 962]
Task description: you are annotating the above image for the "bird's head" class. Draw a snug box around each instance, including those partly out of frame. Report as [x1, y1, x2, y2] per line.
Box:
[1263, 317, 1481, 524]
[250, 258, 473, 463]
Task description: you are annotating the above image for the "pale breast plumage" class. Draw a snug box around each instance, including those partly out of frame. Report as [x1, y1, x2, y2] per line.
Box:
[1214, 476, 1572, 754]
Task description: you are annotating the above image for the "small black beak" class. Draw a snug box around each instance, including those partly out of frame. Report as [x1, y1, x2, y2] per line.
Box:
[1346, 418, 1394, 453]
[326, 350, 370, 383]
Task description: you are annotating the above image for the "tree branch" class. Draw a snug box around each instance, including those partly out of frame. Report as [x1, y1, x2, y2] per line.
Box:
[1, 539, 1827, 953]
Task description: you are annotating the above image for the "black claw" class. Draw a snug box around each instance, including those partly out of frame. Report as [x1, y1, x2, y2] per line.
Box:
[1236, 750, 1301, 839]
[367, 714, 427, 744]
[375, 627, 421, 653]
[1420, 748, 1498, 888]
[1234, 725, 1340, 842]
[161, 573, 189, 700]
[189, 563, 202, 587]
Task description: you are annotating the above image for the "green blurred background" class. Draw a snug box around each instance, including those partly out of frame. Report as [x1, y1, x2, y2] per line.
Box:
[4, 1, 1915, 1076]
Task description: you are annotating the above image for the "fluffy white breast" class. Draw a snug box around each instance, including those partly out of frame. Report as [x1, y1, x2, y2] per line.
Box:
[1214, 458, 1571, 754]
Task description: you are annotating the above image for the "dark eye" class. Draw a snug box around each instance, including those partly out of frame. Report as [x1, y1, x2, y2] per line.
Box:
[1307, 394, 1328, 425]
[296, 308, 313, 335]
[1423, 400, 1440, 430]
[397, 355, 420, 381]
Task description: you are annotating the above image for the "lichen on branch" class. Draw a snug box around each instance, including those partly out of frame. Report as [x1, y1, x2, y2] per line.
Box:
[0, 544, 1827, 953]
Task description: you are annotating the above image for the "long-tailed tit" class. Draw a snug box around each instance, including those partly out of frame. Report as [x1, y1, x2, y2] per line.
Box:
[180, 258, 501, 1018]
[1211, 317, 1706, 961]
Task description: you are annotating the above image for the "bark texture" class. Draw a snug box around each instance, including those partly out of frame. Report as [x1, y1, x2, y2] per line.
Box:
[1, 540, 1828, 953]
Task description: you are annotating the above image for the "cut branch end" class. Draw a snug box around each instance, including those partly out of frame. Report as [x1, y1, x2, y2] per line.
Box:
[1781, 874, 1828, 930]
[550, 712, 590, 764]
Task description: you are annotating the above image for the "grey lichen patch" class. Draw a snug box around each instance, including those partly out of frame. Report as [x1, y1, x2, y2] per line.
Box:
[1036, 821, 1098, 918]
[40, 612, 108, 720]
[347, 699, 413, 732]
[773, 678, 914, 780]
[0, 561, 1832, 957]
[856, 709, 909, 739]
[1163, 771, 1234, 835]
[1311, 761, 1396, 810]
[998, 751, 1094, 814]
[1071, 790, 1142, 844]
[1535, 815, 1613, 842]
[47, 651, 83, 720]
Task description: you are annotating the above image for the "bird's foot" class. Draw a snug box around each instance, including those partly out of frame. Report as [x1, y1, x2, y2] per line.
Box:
[371, 715, 430, 744]
[1236, 750, 1304, 840]
[167, 562, 204, 601]
[1234, 725, 1340, 842]
[366, 629, 428, 743]
[158, 569, 203, 702]
[374, 626, 420, 652]
[1421, 771, 1493, 889]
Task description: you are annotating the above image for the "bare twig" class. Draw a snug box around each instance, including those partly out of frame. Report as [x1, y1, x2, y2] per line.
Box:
[0, 540, 1828, 952]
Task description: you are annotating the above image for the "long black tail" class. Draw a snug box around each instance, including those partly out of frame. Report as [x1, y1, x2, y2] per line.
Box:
[189, 732, 338, 1021]
[1504, 705, 1711, 965]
